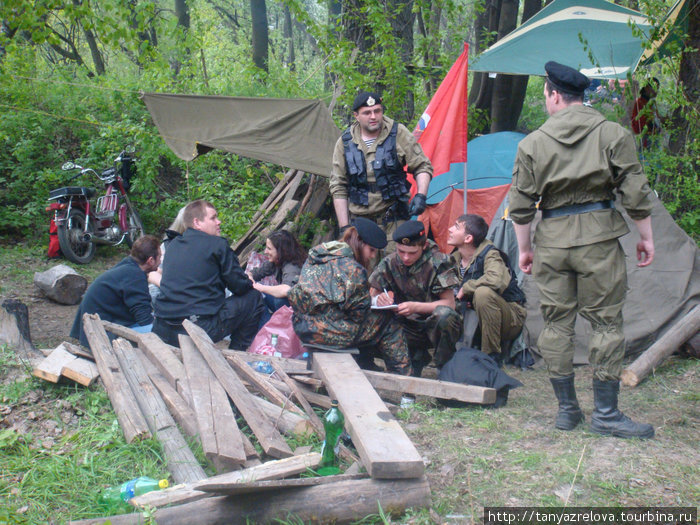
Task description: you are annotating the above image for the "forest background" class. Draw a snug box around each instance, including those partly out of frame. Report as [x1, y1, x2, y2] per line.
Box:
[0, 0, 698, 247]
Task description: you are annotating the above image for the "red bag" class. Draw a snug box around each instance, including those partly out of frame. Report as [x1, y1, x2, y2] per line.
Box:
[48, 218, 61, 258]
[248, 306, 304, 358]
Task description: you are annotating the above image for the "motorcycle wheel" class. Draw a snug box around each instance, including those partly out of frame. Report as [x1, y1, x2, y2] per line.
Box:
[56, 209, 96, 264]
[124, 208, 145, 248]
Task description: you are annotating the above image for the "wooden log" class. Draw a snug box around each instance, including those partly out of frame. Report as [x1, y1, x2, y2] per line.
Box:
[0, 299, 41, 362]
[363, 370, 497, 404]
[112, 338, 206, 484]
[294, 173, 316, 221]
[33, 264, 87, 305]
[621, 306, 700, 387]
[681, 332, 700, 359]
[183, 320, 293, 459]
[180, 335, 246, 470]
[76, 476, 430, 525]
[227, 352, 305, 416]
[312, 353, 424, 479]
[82, 314, 150, 443]
[139, 354, 198, 438]
[129, 452, 321, 509]
[238, 199, 300, 264]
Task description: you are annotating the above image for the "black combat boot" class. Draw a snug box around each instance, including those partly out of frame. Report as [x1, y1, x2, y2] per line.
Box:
[549, 374, 584, 430]
[590, 379, 654, 439]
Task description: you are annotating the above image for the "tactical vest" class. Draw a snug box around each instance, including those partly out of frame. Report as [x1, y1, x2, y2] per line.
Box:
[342, 122, 410, 206]
[464, 245, 526, 305]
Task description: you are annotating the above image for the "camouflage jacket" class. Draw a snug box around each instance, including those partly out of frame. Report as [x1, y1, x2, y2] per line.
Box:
[369, 240, 460, 306]
[287, 241, 372, 347]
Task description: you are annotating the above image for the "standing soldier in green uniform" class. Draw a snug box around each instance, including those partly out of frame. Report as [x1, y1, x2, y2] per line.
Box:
[330, 91, 433, 251]
[288, 218, 412, 376]
[509, 61, 655, 439]
[369, 220, 462, 377]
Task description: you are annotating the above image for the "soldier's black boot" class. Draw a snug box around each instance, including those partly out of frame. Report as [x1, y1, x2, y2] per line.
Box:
[590, 379, 654, 439]
[550, 374, 584, 430]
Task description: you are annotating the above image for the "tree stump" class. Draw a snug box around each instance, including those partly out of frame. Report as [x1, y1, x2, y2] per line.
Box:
[33, 264, 87, 305]
[0, 299, 42, 362]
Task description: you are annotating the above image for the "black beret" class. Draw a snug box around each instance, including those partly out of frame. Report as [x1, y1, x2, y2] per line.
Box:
[352, 217, 387, 249]
[352, 91, 382, 112]
[393, 220, 427, 245]
[545, 61, 590, 95]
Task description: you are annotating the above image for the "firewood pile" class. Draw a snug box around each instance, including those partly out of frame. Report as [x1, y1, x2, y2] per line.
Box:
[32, 313, 498, 524]
[233, 169, 335, 267]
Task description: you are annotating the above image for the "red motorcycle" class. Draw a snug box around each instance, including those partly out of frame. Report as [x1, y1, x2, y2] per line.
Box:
[47, 147, 145, 264]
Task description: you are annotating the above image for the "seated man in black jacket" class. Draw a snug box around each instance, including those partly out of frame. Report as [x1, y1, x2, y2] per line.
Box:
[70, 235, 161, 349]
[153, 200, 264, 349]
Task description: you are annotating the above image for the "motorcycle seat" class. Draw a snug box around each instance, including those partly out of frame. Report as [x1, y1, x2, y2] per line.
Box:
[49, 186, 97, 200]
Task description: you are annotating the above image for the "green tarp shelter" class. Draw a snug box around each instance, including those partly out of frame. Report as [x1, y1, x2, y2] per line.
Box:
[470, 0, 656, 79]
[141, 93, 341, 176]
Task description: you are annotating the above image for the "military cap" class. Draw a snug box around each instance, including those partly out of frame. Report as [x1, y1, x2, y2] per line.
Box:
[545, 61, 590, 95]
[393, 220, 427, 246]
[352, 217, 387, 249]
[352, 91, 382, 112]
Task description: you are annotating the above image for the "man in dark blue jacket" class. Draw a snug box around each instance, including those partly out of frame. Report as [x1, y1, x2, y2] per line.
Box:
[153, 199, 264, 349]
[70, 235, 161, 348]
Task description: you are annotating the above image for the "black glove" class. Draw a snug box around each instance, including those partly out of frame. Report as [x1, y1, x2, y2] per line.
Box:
[408, 193, 427, 216]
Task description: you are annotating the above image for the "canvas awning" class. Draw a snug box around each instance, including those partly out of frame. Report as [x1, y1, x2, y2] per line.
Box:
[470, 0, 654, 79]
[141, 93, 341, 177]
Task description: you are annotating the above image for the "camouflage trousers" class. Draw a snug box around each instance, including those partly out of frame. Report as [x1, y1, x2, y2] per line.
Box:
[400, 305, 462, 372]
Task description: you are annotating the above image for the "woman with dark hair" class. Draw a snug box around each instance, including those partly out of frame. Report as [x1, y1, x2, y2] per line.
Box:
[249, 230, 307, 314]
[288, 218, 412, 375]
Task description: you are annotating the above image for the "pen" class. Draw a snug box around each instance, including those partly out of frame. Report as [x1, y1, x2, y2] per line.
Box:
[383, 288, 391, 300]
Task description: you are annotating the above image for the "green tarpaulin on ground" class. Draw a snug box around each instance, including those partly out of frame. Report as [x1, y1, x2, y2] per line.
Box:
[141, 93, 341, 176]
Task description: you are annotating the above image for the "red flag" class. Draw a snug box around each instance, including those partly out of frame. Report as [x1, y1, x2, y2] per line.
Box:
[409, 42, 469, 196]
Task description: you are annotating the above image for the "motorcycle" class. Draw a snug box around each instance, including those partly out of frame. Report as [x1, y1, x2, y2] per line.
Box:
[46, 147, 145, 264]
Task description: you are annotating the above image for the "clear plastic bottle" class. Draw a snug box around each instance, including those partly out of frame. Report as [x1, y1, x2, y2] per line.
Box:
[100, 476, 169, 506]
[320, 400, 344, 468]
[271, 333, 281, 357]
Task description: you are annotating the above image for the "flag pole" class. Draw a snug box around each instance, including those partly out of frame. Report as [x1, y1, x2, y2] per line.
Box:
[463, 43, 469, 214]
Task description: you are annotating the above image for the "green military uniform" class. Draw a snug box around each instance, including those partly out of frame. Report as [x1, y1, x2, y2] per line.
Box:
[452, 240, 527, 356]
[330, 116, 433, 249]
[508, 104, 654, 381]
[369, 240, 461, 370]
[287, 241, 411, 375]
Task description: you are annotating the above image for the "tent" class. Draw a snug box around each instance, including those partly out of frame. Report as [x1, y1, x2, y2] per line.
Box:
[141, 93, 340, 176]
[470, 0, 654, 79]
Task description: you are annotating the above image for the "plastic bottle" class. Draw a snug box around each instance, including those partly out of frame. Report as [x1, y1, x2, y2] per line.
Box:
[248, 360, 274, 374]
[271, 333, 281, 357]
[100, 477, 169, 506]
[320, 400, 344, 468]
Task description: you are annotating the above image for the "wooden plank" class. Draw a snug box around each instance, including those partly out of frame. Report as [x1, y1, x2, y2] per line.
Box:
[270, 361, 324, 434]
[182, 320, 293, 459]
[77, 476, 430, 525]
[251, 394, 314, 436]
[180, 335, 246, 469]
[61, 355, 99, 386]
[61, 341, 94, 361]
[100, 320, 142, 344]
[32, 345, 76, 383]
[223, 350, 308, 373]
[622, 305, 700, 387]
[139, 353, 198, 438]
[82, 314, 150, 443]
[197, 473, 367, 495]
[363, 370, 497, 405]
[312, 352, 424, 479]
[138, 332, 188, 397]
[130, 452, 321, 509]
[112, 338, 206, 484]
[237, 199, 300, 264]
[227, 352, 305, 416]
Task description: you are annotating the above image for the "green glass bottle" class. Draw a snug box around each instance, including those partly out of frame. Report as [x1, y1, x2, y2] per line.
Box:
[320, 400, 344, 468]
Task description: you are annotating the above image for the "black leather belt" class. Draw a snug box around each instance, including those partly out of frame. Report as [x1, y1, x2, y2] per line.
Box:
[541, 200, 614, 219]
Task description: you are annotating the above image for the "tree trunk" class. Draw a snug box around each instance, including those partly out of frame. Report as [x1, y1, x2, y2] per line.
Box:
[250, 0, 269, 72]
[469, 0, 501, 134]
[388, 0, 416, 122]
[489, 0, 519, 132]
[668, 0, 699, 154]
[283, 4, 295, 71]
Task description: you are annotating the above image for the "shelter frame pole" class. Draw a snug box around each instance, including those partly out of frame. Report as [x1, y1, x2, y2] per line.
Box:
[463, 44, 469, 215]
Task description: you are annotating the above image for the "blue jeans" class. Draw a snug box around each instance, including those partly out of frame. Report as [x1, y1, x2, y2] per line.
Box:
[258, 293, 290, 328]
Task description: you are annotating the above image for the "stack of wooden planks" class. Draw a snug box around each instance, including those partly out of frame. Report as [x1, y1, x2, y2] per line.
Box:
[232, 169, 335, 266]
[66, 314, 497, 524]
